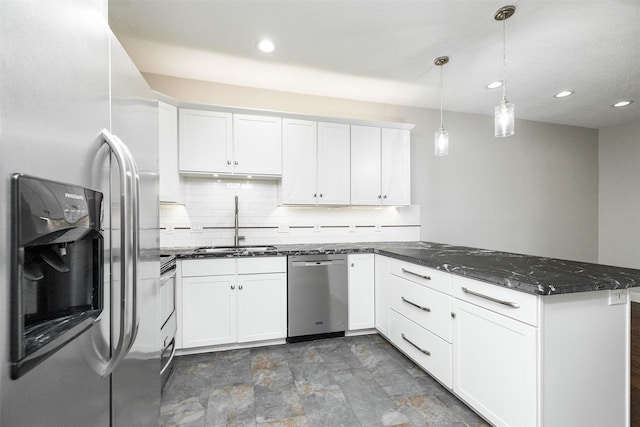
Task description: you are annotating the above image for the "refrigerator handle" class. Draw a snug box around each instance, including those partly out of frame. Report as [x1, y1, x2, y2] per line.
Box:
[91, 129, 140, 377]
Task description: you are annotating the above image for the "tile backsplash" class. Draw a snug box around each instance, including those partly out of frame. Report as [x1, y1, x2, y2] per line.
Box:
[160, 177, 420, 248]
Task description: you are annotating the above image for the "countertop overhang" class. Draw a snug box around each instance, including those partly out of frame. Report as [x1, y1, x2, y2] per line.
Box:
[162, 241, 640, 296]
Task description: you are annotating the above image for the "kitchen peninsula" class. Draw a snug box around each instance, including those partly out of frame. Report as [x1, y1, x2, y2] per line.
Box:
[165, 240, 638, 427]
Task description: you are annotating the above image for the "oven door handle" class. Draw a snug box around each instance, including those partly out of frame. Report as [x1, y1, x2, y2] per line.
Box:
[160, 337, 176, 376]
[160, 269, 177, 283]
[91, 129, 140, 378]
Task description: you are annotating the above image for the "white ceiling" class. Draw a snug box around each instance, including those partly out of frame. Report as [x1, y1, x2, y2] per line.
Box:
[109, 0, 640, 129]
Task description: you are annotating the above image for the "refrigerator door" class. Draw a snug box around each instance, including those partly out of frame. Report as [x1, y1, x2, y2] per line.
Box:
[109, 34, 161, 426]
[0, 0, 111, 425]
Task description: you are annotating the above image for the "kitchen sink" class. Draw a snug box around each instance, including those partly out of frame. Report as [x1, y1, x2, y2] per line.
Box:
[194, 245, 277, 254]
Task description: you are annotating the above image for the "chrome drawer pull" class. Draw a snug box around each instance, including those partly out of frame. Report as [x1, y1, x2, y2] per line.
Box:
[401, 333, 431, 356]
[461, 286, 520, 308]
[402, 268, 431, 280]
[401, 296, 431, 312]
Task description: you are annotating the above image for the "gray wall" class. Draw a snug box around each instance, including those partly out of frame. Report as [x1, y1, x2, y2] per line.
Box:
[146, 73, 601, 262]
[598, 120, 640, 268]
[415, 110, 599, 262]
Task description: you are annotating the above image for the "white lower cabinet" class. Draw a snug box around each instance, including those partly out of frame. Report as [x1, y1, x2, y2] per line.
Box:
[377, 257, 629, 427]
[348, 254, 375, 330]
[452, 298, 537, 427]
[237, 273, 287, 343]
[182, 274, 236, 348]
[179, 257, 286, 349]
[374, 255, 391, 337]
[390, 310, 452, 388]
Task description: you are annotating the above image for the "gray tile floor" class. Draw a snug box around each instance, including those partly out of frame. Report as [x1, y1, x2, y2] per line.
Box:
[160, 334, 490, 426]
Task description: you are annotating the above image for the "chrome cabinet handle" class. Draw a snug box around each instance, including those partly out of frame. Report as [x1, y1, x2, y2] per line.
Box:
[402, 268, 431, 281]
[234, 160, 238, 165]
[401, 296, 431, 312]
[160, 338, 177, 376]
[313, 193, 317, 198]
[383, 195, 387, 199]
[461, 286, 520, 308]
[227, 160, 232, 165]
[94, 129, 140, 377]
[401, 333, 431, 356]
[239, 285, 243, 290]
[319, 193, 323, 198]
[378, 195, 382, 199]
[351, 263, 355, 267]
[231, 285, 235, 290]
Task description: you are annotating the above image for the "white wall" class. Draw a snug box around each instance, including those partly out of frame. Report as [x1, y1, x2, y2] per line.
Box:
[598, 120, 640, 268]
[148, 73, 600, 261]
[160, 177, 420, 248]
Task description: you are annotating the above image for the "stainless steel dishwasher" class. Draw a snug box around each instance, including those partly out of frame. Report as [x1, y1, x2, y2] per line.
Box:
[287, 254, 348, 342]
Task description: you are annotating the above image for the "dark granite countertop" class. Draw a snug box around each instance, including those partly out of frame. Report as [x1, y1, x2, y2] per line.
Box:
[162, 241, 640, 296]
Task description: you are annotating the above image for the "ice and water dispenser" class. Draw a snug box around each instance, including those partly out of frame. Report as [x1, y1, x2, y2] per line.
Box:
[10, 174, 104, 378]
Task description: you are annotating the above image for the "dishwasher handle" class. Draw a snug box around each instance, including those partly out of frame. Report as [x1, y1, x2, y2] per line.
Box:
[291, 259, 345, 267]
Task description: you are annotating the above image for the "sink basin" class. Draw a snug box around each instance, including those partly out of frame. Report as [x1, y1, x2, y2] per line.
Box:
[194, 245, 277, 254]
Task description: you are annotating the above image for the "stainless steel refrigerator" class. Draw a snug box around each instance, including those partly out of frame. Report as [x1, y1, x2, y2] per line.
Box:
[0, 1, 160, 425]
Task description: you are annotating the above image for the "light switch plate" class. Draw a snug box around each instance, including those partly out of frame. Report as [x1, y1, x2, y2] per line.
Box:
[191, 223, 203, 233]
[375, 224, 382, 232]
[349, 225, 356, 233]
[165, 224, 174, 234]
[314, 224, 321, 233]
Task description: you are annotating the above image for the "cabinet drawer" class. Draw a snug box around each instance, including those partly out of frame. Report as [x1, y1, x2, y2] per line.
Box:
[390, 274, 452, 342]
[453, 275, 538, 327]
[390, 260, 451, 295]
[237, 256, 286, 274]
[181, 258, 236, 277]
[390, 310, 452, 389]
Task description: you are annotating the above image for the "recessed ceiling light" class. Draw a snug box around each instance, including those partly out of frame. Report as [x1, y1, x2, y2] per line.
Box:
[256, 39, 275, 53]
[486, 81, 503, 89]
[612, 100, 633, 107]
[554, 91, 574, 98]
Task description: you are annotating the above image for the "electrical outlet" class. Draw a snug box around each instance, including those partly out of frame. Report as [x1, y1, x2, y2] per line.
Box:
[165, 224, 174, 234]
[349, 225, 356, 233]
[191, 223, 203, 233]
[609, 289, 628, 305]
[375, 224, 382, 232]
[314, 224, 321, 233]
[278, 223, 290, 233]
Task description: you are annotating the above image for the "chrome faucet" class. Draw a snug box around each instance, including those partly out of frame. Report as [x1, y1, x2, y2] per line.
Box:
[234, 195, 244, 247]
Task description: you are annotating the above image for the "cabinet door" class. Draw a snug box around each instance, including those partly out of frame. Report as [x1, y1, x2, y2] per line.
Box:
[182, 275, 237, 348]
[178, 108, 232, 174]
[237, 273, 287, 343]
[381, 128, 410, 206]
[350, 125, 381, 205]
[374, 255, 391, 338]
[317, 122, 350, 205]
[348, 254, 375, 330]
[159, 101, 181, 202]
[233, 114, 282, 176]
[281, 119, 317, 204]
[452, 299, 537, 427]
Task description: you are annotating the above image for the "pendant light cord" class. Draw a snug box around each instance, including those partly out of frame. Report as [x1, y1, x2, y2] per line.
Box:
[439, 64, 444, 129]
[502, 15, 507, 101]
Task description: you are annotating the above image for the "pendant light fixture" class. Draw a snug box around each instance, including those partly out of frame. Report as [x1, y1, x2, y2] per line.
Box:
[494, 5, 516, 137]
[434, 56, 449, 156]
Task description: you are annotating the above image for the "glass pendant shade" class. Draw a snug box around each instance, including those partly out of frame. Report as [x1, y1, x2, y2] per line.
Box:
[435, 127, 449, 156]
[495, 98, 515, 137]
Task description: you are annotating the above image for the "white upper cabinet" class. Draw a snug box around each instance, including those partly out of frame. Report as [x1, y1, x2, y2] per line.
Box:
[233, 114, 282, 176]
[282, 119, 318, 204]
[178, 109, 282, 177]
[350, 125, 382, 205]
[351, 125, 410, 206]
[158, 101, 181, 202]
[381, 128, 410, 206]
[178, 108, 233, 174]
[317, 122, 350, 205]
[281, 120, 350, 205]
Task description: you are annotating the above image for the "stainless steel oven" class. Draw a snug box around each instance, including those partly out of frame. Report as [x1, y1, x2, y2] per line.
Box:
[160, 255, 177, 389]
